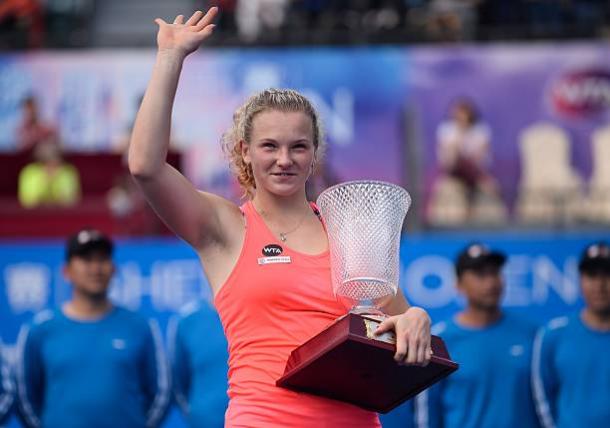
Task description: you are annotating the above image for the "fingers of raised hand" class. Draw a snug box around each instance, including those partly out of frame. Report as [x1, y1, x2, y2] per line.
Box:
[185, 11, 203, 26]
[194, 7, 219, 31]
[173, 15, 184, 25]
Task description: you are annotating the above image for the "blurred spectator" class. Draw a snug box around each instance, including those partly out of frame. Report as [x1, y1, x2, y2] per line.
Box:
[236, 0, 289, 42]
[436, 98, 494, 194]
[106, 172, 141, 218]
[0, 0, 44, 48]
[106, 166, 162, 236]
[18, 142, 81, 208]
[415, 243, 540, 428]
[426, 0, 480, 41]
[430, 98, 506, 225]
[532, 241, 610, 428]
[0, 338, 15, 426]
[16, 229, 170, 428]
[168, 300, 229, 428]
[16, 95, 59, 153]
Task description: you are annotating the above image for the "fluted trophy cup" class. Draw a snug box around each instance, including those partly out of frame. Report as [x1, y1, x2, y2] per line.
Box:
[317, 180, 410, 315]
[277, 180, 458, 413]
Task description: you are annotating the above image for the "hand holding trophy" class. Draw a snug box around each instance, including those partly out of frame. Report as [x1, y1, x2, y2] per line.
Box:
[277, 180, 458, 413]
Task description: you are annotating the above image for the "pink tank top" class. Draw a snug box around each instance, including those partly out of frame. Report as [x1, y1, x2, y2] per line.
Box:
[214, 201, 381, 427]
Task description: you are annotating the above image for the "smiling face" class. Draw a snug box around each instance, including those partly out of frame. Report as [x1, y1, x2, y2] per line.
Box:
[241, 109, 316, 198]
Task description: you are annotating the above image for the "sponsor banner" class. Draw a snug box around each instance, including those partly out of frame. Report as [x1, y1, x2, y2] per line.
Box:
[408, 43, 610, 205]
[3, 232, 608, 342]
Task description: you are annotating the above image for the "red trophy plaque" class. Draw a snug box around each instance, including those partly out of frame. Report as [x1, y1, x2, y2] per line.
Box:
[276, 181, 458, 413]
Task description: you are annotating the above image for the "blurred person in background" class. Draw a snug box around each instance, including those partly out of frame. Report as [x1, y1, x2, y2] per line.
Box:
[426, 0, 480, 41]
[0, 338, 15, 427]
[235, 0, 289, 42]
[128, 7, 432, 426]
[415, 243, 540, 428]
[436, 98, 498, 200]
[532, 241, 610, 428]
[168, 300, 229, 428]
[15, 96, 58, 153]
[16, 229, 170, 428]
[431, 97, 505, 225]
[18, 141, 81, 208]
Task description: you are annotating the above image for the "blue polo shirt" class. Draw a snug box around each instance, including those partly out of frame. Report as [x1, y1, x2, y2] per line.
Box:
[168, 301, 229, 427]
[0, 339, 14, 425]
[532, 312, 610, 428]
[16, 307, 170, 428]
[415, 313, 540, 428]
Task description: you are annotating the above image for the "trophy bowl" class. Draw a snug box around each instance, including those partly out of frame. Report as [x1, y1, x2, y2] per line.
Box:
[316, 180, 411, 313]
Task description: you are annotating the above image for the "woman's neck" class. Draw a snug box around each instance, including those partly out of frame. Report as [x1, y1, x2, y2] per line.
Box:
[252, 190, 309, 217]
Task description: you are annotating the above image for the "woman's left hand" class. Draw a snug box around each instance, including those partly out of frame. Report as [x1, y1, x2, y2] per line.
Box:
[374, 307, 432, 366]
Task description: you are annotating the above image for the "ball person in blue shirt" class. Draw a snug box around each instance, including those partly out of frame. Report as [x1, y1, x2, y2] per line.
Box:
[0, 338, 15, 426]
[532, 241, 610, 428]
[168, 300, 229, 427]
[16, 229, 170, 428]
[415, 243, 540, 428]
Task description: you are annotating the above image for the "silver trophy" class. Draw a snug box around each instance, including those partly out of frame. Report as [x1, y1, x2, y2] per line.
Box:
[316, 180, 411, 315]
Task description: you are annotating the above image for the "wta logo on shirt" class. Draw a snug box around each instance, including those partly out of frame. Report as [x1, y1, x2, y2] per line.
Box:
[262, 244, 283, 256]
[259, 244, 291, 265]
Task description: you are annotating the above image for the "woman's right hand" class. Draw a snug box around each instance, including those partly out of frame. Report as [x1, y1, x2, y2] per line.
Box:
[154, 8, 218, 58]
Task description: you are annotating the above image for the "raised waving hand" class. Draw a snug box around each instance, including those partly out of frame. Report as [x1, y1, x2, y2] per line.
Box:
[155, 8, 218, 57]
[129, 6, 228, 253]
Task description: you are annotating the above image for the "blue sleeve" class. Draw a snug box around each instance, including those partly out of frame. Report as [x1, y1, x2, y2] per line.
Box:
[141, 320, 171, 428]
[414, 382, 444, 428]
[16, 325, 44, 428]
[531, 327, 558, 428]
[0, 345, 15, 425]
[168, 316, 191, 414]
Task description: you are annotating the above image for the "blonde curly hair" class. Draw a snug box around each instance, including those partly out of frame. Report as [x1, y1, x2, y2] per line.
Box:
[221, 88, 325, 198]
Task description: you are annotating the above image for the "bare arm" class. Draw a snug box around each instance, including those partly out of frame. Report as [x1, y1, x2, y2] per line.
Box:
[128, 8, 232, 249]
[377, 288, 432, 366]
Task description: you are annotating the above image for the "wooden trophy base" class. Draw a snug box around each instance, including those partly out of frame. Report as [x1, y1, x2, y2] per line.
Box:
[276, 312, 458, 413]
